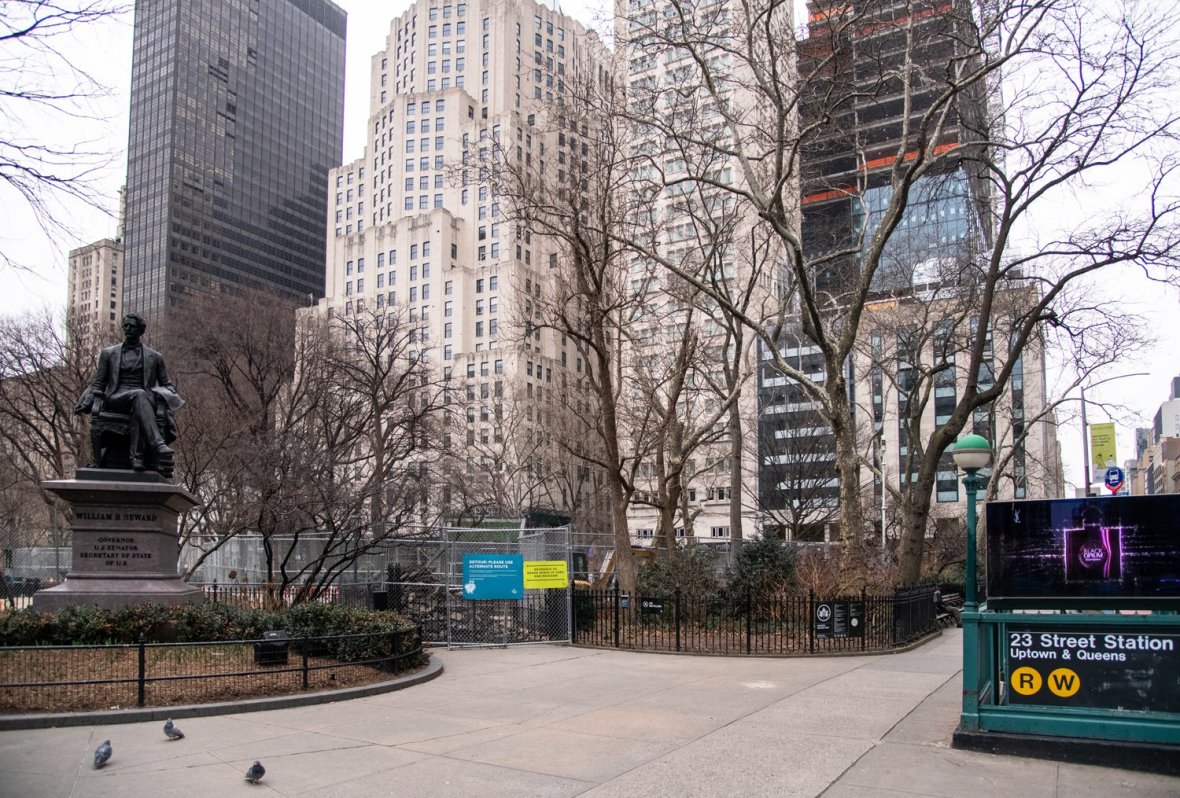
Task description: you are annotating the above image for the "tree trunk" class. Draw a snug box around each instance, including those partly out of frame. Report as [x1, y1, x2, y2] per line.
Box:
[656, 465, 683, 557]
[594, 348, 636, 595]
[897, 466, 939, 585]
[609, 477, 637, 595]
[830, 399, 867, 565]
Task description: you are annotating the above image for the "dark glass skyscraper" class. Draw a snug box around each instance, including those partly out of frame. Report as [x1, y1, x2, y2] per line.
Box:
[123, 0, 345, 317]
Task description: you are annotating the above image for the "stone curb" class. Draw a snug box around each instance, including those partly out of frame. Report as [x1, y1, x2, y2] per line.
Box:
[0, 657, 443, 731]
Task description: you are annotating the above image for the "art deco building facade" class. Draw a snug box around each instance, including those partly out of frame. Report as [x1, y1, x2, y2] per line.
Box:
[311, 0, 606, 519]
[122, 0, 346, 318]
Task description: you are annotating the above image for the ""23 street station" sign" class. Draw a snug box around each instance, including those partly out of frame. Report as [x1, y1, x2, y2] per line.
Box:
[1006, 625, 1180, 713]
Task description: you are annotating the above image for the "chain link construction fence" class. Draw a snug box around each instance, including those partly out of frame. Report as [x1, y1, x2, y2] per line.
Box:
[1, 540, 71, 609]
[380, 525, 573, 647]
[182, 524, 575, 648]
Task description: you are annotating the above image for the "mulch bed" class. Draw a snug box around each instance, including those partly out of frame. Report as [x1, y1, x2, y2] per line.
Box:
[0, 644, 421, 714]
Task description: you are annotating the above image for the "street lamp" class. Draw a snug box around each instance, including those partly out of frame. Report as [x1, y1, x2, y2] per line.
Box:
[875, 429, 887, 547]
[952, 434, 992, 611]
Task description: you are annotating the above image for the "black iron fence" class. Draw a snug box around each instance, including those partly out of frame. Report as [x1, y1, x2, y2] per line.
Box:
[0, 626, 424, 715]
[200, 582, 348, 608]
[196, 581, 938, 654]
[572, 585, 939, 655]
[201, 581, 436, 613]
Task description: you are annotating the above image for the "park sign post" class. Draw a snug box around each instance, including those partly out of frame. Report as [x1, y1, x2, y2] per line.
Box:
[954, 494, 1180, 764]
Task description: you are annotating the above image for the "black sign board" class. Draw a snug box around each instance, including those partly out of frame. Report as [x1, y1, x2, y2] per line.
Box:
[848, 601, 864, 637]
[987, 495, 1180, 608]
[639, 597, 666, 615]
[814, 600, 865, 639]
[1005, 625, 1180, 713]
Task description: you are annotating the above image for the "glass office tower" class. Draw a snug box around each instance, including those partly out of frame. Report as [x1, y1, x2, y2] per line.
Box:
[123, 0, 345, 316]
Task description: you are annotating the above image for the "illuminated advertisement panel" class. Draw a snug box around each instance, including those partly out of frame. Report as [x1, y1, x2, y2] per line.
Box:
[986, 496, 1180, 608]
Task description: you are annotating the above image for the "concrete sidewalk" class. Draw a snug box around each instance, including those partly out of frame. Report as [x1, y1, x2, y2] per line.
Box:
[1, 630, 1177, 797]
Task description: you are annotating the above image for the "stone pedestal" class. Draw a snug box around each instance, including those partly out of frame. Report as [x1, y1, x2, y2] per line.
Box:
[32, 469, 203, 611]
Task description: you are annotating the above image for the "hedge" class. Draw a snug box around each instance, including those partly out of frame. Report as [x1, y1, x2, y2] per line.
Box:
[0, 603, 425, 669]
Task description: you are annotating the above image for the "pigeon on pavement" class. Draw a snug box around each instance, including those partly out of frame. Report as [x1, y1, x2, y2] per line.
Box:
[245, 760, 265, 784]
[163, 719, 185, 740]
[93, 740, 112, 768]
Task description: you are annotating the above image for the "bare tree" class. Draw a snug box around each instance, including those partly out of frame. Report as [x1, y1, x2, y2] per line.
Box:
[166, 292, 448, 604]
[0, 1, 125, 270]
[0, 307, 107, 588]
[491, 55, 660, 594]
[0, 307, 94, 507]
[614, 0, 1180, 582]
[754, 397, 842, 542]
[440, 374, 594, 522]
[162, 290, 303, 561]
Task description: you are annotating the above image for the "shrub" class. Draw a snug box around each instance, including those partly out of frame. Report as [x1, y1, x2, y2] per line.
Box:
[636, 546, 721, 597]
[170, 602, 275, 641]
[572, 588, 597, 631]
[0, 600, 423, 675]
[726, 537, 797, 598]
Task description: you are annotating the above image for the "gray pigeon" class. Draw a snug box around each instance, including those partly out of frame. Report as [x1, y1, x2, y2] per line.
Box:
[245, 760, 265, 784]
[163, 719, 184, 740]
[93, 739, 112, 768]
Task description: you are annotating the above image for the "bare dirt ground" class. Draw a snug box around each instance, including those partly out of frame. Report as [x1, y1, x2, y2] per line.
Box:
[0, 644, 421, 714]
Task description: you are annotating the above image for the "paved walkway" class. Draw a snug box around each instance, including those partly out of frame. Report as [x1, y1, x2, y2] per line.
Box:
[1, 630, 1177, 797]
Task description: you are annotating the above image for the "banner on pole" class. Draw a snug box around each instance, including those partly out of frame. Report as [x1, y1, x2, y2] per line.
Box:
[1089, 422, 1117, 473]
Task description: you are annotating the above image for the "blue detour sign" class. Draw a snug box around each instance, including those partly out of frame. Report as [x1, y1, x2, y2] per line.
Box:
[462, 554, 524, 599]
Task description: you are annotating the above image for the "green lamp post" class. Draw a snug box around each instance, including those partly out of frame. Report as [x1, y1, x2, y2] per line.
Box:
[952, 433, 991, 732]
[952, 434, 991, 610]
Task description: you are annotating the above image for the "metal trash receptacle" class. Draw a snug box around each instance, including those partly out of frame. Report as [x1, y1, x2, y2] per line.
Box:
[254, 630, 290, 666]
[372, 590, 389, 611]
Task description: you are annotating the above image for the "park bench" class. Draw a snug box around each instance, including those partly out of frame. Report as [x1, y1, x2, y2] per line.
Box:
[935, 591, 963, 628]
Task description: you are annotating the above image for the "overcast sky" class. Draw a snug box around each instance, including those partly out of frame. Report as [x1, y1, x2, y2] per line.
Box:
[0, 0, 1176, 495]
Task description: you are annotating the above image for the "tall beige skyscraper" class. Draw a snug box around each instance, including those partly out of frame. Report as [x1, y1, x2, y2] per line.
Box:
[67, 188, 127, 345]
[67, 234, 124, 345]
[310, 0, 606, 520]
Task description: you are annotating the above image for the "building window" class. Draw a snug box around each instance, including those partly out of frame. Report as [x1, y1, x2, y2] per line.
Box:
[711, 526, 730, 538]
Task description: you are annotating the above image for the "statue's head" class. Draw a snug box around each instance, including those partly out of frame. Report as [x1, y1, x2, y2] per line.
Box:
[122, 314, 147, 338]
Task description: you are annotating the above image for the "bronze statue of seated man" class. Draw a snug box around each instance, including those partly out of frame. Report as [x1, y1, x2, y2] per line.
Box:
[74, 313, 183, 478]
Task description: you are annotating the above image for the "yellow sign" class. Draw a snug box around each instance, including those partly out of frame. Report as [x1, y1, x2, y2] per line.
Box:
[1089, 422, 1117, 471]
[523, 560, 569, 589]
[1010, 667, 1042, 696]
[1047, 668, 1080, 698]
